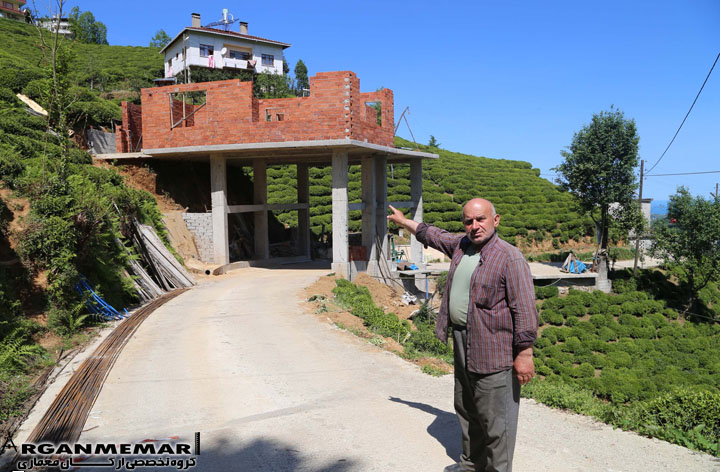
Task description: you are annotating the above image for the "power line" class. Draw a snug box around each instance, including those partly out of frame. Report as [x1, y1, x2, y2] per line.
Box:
[646, 52, 720, 174]
[646, 170, 720, 177]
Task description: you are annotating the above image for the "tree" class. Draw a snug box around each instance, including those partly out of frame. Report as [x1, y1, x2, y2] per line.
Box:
[649, 187, 720, 314]
[553, 108, 640, 292]
[294, 59, 309, 93]
[428, 135, 440, 148]
[69, 7, 108, 45]
[149, 29, 171, 49]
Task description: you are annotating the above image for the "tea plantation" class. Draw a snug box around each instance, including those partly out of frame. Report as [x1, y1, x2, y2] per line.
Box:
[268, 140, 597, 248]
[529, 278, 720, 455]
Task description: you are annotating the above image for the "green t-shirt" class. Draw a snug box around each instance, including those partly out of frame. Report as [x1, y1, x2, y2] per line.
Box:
[449, 245, 481, 326]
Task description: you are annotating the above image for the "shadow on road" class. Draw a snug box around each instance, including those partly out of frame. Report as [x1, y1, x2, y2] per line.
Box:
[46, 436, 358, 472]
[389, 396, 461, 461]
[195, 436, 357, 472]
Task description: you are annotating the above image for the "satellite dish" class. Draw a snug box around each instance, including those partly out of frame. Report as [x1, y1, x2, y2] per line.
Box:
[221, 47, 227, 55]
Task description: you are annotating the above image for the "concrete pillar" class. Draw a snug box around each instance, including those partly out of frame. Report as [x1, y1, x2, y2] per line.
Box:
[410, 160, 424, 266]
[210, 154, 229, 265]
[368, 155, 388, 276]
[361, 156, 376, 260]
[253, 159, 270, 260]
[297, 163, 311, 258]
[331, 150, 349, 277]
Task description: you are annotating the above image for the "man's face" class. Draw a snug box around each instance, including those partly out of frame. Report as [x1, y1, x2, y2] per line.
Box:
[463, 200, 500, 246]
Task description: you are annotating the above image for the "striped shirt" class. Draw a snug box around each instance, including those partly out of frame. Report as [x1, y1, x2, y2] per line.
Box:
[416, 223, 538, 374]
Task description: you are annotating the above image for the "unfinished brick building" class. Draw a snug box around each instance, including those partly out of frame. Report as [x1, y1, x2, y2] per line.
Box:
[108, 71, 436, 277]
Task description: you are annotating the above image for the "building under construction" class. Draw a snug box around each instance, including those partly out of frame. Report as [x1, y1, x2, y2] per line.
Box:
[105, 70, 437, 278]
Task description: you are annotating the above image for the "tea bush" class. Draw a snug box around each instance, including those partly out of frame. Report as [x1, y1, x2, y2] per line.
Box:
[531, 283, 720, 454]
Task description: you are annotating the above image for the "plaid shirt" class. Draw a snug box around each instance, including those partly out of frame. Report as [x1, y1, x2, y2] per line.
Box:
[416, 223, 538, 374]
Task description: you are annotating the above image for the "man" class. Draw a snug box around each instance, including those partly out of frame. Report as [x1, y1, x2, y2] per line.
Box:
[387, 198, 537, 472]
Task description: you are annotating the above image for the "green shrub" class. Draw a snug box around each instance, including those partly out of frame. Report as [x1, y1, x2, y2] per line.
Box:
[535, 285, 559, 299]
[597, 326, 617, 342]
[622, 388, 720, 455]
[544, 310, 564, 326]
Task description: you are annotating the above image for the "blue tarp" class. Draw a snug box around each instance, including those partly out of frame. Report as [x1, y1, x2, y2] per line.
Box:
[567, 260, 587, 274]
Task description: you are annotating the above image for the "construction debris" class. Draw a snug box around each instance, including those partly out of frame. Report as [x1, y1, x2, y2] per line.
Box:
[129, 219, 195, 291]
[15, 93, 48, 117]
[561, 252, 587, 274]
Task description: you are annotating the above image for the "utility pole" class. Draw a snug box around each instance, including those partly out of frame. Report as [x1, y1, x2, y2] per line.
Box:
[633, 160, 644, 275]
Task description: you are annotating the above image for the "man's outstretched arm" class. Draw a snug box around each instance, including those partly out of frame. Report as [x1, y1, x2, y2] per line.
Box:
[387, 205, 420, 234]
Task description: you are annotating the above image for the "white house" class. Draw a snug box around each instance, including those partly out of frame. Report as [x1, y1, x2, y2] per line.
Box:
[38, 16, 73, 38]
[160, 12, 290, 79]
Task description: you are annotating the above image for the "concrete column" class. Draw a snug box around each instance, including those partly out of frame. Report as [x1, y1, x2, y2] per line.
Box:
[210, 154, 229, 265]
[331, 150, 349, 277]
[361, 156, 376, 260]
[297, 163, 311, 258]
[410, 160, 424, 266]
[253, 159, 270, 260]
[368, 155, 388, 276]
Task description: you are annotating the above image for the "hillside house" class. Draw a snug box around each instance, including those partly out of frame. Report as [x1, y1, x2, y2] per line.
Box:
[161, 12, 290, 80]
[0, 0, 26, 21]
[38, 15, 72, 38]
[106, 71, 437, 278]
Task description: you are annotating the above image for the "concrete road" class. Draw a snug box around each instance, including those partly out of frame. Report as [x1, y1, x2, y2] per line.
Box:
[74, 266, 716, 471]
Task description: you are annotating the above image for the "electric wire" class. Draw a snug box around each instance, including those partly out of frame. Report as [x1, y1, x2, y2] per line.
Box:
[646, 52, 720, 174]
[646, 170, 720, 177]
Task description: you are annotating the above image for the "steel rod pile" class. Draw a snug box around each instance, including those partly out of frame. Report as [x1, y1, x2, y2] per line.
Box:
[24, 288, 189, 446]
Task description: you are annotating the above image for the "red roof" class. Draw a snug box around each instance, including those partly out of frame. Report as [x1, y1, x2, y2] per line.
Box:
[160, 26, 291, 53]
[189, 27, 291, 47]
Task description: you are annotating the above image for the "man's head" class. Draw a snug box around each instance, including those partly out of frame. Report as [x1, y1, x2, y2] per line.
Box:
[462, 198, 500, 246]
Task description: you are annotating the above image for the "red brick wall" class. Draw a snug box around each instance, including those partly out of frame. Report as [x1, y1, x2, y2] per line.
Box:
[116, 102, 143, 153]
[355, 89, 394, 146]
[129, 71, 395, 152]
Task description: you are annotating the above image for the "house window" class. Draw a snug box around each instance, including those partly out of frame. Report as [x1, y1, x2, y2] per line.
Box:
[199, 44, 214, 57]
[228, 50, 251, 60]
[261, 54, 274, 66]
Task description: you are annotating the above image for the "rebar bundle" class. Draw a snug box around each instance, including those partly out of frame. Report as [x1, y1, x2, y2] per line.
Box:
[23, 289, 189, 446]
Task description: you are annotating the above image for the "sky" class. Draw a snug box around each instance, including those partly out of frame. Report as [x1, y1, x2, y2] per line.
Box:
[41, 0, 720, 203]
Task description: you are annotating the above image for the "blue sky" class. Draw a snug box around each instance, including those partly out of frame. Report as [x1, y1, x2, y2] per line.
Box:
[51, 1, 719, 202]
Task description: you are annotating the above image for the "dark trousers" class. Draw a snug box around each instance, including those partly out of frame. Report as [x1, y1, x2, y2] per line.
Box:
[452, 327, 520, 472]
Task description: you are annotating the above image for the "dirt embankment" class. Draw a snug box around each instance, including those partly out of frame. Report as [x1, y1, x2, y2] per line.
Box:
[303, 272, 452, 374]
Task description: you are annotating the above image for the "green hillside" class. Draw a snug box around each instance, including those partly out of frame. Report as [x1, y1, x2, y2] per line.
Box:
[267, 137, 595, 248]
[0, 18, 168, 423]
[0, 18, 163, 128]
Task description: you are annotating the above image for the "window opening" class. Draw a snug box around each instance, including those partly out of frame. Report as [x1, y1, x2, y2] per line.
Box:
[365, 101, 382, 126]
[169, 90, 207, 129]
[265, 107, 285, 122]
[229, 49, 252, 60]
[199, 44, 214, 57]
[261, 54, 274, 66]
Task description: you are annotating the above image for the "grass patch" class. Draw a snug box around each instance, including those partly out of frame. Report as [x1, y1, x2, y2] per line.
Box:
[421, 364, 448, 377]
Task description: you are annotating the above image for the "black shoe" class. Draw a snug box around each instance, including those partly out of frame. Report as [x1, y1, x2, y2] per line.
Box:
[443, 463, 471, 472]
